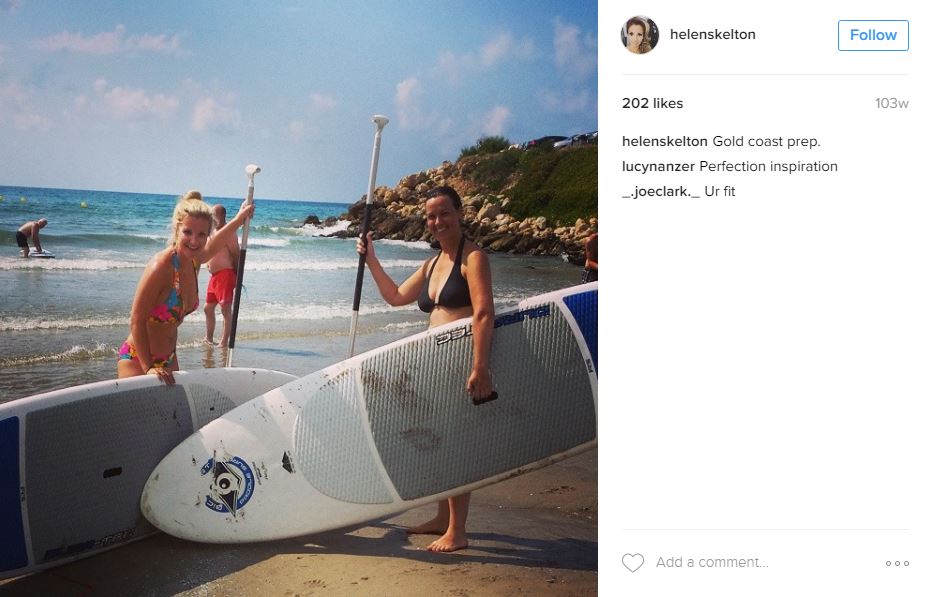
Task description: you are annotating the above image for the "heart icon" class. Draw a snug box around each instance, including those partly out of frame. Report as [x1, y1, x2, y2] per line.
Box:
[622, 553, 644, 573]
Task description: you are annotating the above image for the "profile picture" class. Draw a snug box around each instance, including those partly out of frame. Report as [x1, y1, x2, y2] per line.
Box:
[622, 16, 659, 54]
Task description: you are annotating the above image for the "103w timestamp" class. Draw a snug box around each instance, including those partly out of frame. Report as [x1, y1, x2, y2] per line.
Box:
[875, 97, 909, 109]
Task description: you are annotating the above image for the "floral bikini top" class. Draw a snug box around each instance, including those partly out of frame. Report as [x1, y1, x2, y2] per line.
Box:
[149, 252, 199, 324]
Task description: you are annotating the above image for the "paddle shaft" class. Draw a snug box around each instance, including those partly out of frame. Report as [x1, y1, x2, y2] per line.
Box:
[226, 182, 256, 367]
[347, 121, 386, 358]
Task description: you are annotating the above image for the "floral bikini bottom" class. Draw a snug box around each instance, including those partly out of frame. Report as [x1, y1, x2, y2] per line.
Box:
[118, 341, 176, 369]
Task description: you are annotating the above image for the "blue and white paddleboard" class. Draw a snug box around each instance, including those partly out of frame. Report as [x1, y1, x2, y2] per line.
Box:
[27, 249, 54, 258]
[141, 283, 597, 543]
[0, 368, 296, 580]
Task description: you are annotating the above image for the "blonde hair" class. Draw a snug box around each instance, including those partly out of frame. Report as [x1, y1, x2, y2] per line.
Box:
[169, 190, 213, 246]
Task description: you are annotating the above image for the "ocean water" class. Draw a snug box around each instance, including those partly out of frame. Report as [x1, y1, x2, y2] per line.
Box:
[0, 185, 581, 402]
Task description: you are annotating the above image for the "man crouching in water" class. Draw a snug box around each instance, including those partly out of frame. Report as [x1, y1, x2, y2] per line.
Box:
[203, 204, 240, 347]
[17, 218, 47, 257]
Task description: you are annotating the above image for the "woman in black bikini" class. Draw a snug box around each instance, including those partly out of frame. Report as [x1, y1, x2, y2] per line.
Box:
[357, 185, 495, 553]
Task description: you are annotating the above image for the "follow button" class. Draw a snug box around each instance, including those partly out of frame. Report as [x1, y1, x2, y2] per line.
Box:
[838, 20, 909, 51]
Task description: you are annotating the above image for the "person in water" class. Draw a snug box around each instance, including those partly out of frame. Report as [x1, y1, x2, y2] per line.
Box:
[203, 203, 240, 347]
[118, 191, 254, 385]
[16, 218, 47, 257]
[581, 231, 597, 283]
[356, 185, 495, 553]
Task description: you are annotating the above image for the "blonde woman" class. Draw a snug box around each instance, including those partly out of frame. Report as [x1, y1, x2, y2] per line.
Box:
[117, 191, 254, 385]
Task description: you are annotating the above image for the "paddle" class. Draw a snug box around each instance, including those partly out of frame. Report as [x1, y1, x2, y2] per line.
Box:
[347, 115, 389, 358]
[226, 164, 261, 368]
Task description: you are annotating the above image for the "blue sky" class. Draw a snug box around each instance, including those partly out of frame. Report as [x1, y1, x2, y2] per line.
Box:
[0, 1, 597, 202]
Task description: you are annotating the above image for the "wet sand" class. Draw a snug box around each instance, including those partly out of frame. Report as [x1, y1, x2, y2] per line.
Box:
[0, 451, 596, 596]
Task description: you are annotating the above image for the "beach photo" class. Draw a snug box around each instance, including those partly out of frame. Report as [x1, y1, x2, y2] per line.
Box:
[1, 2, 597, 595]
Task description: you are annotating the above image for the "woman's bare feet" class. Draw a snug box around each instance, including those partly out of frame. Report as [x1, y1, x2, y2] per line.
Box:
[413, 494, 470, 552]
[426, 529, 468, 552]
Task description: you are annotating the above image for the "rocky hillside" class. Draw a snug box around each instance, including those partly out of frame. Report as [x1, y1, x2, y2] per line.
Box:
[319, 146, 597, 265]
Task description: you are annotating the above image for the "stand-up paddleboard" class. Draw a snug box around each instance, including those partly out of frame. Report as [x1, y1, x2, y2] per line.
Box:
[0, 368, 296, 580]
[141, 283, 597, 543]
[27, 249, 54, 258]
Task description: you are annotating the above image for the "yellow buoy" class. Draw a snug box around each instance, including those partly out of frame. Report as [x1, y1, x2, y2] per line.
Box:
[20, 197, 26, 203]
[80, 201, 88, 208]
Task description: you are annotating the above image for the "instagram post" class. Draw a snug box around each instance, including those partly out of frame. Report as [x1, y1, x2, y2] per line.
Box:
[604, 1, 926, 595]
[0, 2, 599, 595]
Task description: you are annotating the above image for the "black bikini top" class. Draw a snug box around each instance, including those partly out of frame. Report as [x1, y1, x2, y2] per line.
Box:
[418, 235, 472, 313]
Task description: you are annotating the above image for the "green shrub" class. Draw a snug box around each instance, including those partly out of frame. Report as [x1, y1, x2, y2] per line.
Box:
[506, 146, 597, 224]
[458, 135, 511, 159]
[468, 150, 521, 193]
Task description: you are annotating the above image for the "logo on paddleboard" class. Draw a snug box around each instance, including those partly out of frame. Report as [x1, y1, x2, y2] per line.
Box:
[200, 456, 255, 516]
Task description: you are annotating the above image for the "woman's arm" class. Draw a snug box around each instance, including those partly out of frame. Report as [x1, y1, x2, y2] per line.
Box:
[464, 247, 495, 399]
[357, 232, 427, 306]
[202, 202, 255, 263]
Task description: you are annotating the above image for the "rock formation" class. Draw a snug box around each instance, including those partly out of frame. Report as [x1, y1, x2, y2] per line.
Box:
[313, 158, 597, 265]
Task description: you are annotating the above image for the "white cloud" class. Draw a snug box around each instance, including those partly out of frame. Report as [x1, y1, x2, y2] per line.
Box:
[131, 33, 182, 54]
[394, 76, 454, 137]
[86, 79, 179, 121]
[0, 82, 53, 131]
[481, 106, 511, 136]
[309, 92, 336, 113]
[285, 92, 337, 143]
[34, 24, 182, 56]
[432, 32, 535, 86]
[394, 76, 424, 130]
[180, 79, 243, 135]
[104, 86, 178, 121]
[434, 51, 466, 87]
[538, 88, 591, 114]
[288, 120, 305, 142]
[481, 32, 534, 67]
[191, 97, 242, 134]
[13, 111, 53, 131]
[553, 17, 596, 81]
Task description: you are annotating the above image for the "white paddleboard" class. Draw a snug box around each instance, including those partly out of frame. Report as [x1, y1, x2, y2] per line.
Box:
[141, 283, 597, 543]
[0, 367, 296, 580]
[27, 249, 54, 258]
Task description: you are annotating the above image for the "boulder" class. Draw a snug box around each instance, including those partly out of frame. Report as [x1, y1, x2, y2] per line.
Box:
[477, 202, 501, 221]
[402, 218, 426, 239]
[464, 194, 484, 209]
[488, 234, 520, 253]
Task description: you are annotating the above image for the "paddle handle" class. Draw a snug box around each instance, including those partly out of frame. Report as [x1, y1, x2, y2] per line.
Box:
[472, 391, 499, 406]
[351, 203, 374, 312]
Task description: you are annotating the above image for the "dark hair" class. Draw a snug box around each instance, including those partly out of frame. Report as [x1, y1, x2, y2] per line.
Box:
[425, 185, 462, 210]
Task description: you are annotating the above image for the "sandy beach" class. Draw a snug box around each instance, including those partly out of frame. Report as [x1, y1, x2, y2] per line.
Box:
[0, 450, 596, 596]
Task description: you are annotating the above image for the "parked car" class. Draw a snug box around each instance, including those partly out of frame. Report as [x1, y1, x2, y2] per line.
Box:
[525, 135, 567, 149]
[553, 137, 573, 149]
